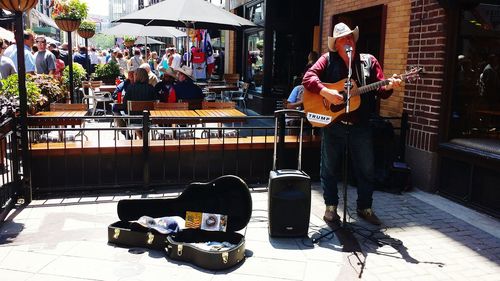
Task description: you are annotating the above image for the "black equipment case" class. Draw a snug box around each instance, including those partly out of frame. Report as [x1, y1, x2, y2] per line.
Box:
[107, 175, 252, 270]
[268, 110, 311, 237]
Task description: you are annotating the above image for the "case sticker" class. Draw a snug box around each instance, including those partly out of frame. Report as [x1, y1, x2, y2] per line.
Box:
[185, 211, 228, 232]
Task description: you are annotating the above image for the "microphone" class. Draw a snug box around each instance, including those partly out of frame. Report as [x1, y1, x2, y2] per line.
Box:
[344, 45, 352, 53]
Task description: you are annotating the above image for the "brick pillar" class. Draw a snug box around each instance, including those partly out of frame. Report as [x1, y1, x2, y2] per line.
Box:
[404, 0, 447, 191]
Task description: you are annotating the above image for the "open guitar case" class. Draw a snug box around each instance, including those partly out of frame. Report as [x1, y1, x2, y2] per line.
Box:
[108, 175, 253, 270]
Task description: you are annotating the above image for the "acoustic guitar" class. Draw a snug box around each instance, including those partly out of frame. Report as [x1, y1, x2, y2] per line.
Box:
[303, 67, 422, 127]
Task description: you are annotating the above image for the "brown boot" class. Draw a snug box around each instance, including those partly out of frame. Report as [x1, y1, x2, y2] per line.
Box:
[323, 205, 340, 224]
[357, 208, 381, 225]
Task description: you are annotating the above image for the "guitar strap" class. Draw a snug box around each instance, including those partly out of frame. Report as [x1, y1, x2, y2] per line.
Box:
[325, 52, 367, 87]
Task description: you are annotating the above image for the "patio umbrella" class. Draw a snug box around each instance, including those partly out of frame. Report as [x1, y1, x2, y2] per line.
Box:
[101, 23, 187, 38]
[134, 37, 165, 45]
[115, 0, 257, 30]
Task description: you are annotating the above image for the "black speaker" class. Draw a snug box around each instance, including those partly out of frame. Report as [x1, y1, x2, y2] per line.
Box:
[268, 170, 311, 237]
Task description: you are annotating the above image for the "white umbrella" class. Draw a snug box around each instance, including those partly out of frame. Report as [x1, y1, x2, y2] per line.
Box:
[115, 0, 257, 30]
[45, 36, 61, 45]
[101, 23, 186, 38]
[134, 37, 165, 45]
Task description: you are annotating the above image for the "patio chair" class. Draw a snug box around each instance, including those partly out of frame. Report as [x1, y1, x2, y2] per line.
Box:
[223, 73, 240, 85]
[225, 82, 249, 112]
[80, 81, 114, 116]
[154, 102, 189, 110]
[126, 100, 156, 139]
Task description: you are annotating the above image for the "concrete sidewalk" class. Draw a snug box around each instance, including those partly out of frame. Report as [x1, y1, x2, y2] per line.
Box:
[0, 184, 498, 280]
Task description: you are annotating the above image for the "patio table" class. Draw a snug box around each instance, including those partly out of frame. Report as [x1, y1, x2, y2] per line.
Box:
[150, 110, 200, 125]
[28, 111, 87, 126]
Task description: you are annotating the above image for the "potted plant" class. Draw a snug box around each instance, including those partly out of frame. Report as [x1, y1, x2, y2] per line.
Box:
[51, 0, 88, 32]
[29, 74, 66, 104]
[123, 35, 136, 48]
[0, 74, 44, 114]
[77, 20, 96, 39]
[93, 61, 120, 85]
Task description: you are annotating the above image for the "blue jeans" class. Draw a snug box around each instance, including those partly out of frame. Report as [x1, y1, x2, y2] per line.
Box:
[320, 123, 375, 210]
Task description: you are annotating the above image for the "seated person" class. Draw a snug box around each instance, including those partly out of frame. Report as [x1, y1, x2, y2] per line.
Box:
[122, 68, 159, 139]
[139, 63, 160, 87]
[286, 85, 304, 110]
[155, 66, 177, 103]
[112, 71, 135, 128]
[123, 68, 159, 113]
[168, 66, 204, 103]
[285, 85, 304, 128]
[113, 71, 135, 100]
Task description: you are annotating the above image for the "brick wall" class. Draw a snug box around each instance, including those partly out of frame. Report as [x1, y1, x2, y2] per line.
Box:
[321, 0, 411, 118]
[404, 0, 446, 152]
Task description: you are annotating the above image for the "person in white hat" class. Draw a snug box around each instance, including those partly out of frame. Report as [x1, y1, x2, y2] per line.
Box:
[168, 66, 204, 103]
[303, 22, 402, 226]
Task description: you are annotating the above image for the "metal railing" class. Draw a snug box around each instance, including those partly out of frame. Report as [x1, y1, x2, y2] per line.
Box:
[0, 118, 22, 224]
[27, 113, 320, 198]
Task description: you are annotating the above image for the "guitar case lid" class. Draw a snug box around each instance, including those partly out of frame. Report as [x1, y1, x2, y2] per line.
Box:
[117, 175, 252, 232]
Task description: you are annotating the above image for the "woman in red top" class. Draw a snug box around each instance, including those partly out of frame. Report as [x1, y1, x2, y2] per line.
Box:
[51, 49, 65, 79]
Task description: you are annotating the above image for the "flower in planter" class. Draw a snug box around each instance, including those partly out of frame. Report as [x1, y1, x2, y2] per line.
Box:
[78, 20, 96, 32]
[78, 20, 96, 38]
[51, 0, 88, 20]
[123, 35, 136, 42]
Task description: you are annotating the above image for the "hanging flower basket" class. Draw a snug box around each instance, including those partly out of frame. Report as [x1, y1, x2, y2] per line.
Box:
[78, 29, 94, 38]
[52, 0, 88, 31]
[123, 36, 136, 48]
[55, 18, 81, 32]
[77, 20, 96, 38]
[0, 0, 38, 12]
[124, 40, 135, 48]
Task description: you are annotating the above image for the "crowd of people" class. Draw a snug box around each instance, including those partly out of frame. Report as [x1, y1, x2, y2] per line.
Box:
[0, 30, 213, 82]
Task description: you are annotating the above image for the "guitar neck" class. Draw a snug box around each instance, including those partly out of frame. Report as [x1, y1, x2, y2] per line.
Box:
[357, 79, 390, 95]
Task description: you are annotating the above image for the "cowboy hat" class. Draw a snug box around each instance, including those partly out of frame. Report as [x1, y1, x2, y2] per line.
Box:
[328, 22, 359, 52]
[174, 65, 194, 80]
[159, 66, 177, 79]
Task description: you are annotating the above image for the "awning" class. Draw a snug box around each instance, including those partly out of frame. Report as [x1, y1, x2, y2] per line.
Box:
[31, 9, 59, 30]
[0, 26, 14, 42]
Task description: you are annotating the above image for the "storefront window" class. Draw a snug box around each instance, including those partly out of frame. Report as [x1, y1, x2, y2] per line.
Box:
[246, 31, 264, 93]
[450, 3, 500, 146]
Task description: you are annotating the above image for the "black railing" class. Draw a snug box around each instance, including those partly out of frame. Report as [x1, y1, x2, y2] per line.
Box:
[27, 114, 320, 198]
[0, 118, 22, 224]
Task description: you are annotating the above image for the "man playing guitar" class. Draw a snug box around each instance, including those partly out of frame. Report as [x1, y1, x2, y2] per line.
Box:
[302, 22, 401, 225]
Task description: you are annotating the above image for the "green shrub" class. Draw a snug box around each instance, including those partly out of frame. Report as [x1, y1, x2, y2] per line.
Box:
[94, 61, 120, 80]
[62, 62, 87, 91]
[0, 74, 43, 108]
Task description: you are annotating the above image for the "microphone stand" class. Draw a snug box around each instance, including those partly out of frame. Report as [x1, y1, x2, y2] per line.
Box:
[312, 45, 353, 243]
[342, 45, 353, 227]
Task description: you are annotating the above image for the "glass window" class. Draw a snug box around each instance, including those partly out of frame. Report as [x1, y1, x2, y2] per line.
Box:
[246, 2, 264, 23]
[450, 3, 500, 145]
[246, 31, 264, 93]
